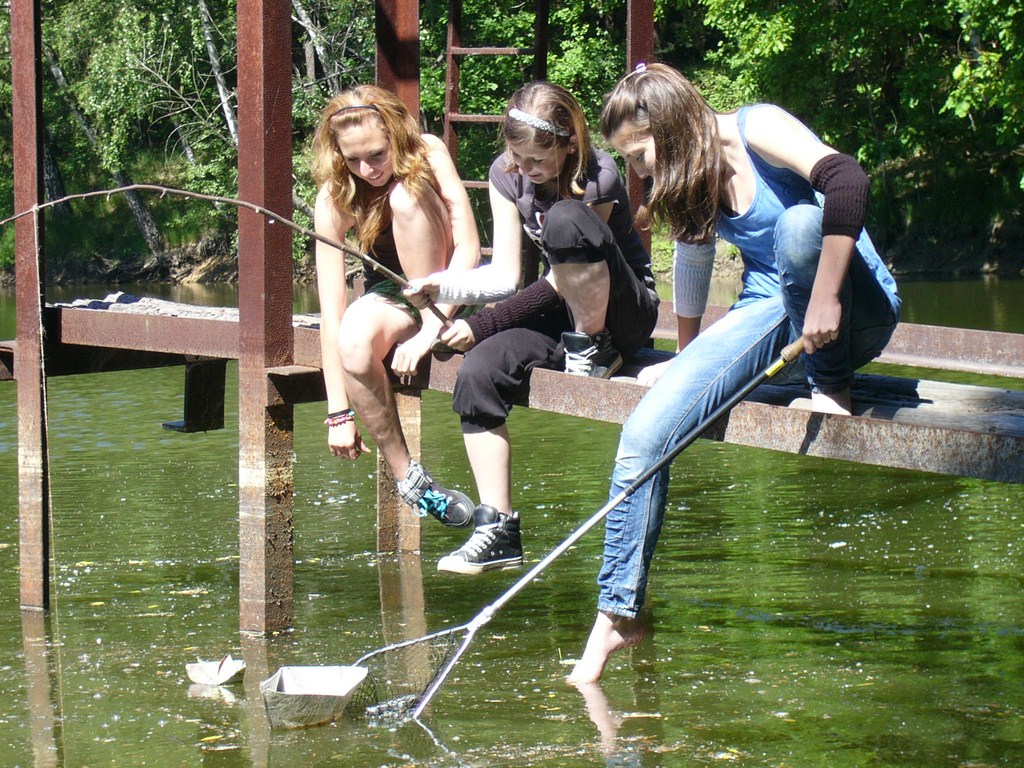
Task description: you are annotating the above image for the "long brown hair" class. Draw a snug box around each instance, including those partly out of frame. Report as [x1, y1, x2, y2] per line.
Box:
[600, 63, 721, 243]
[311, 85, 437, 251]
[502, 81, 592, 200]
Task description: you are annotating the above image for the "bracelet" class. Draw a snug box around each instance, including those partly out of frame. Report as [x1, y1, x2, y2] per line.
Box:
[324, 408, 355, 427]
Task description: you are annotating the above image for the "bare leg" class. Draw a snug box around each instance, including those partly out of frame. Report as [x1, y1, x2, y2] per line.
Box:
[547, 262, 610, 335]
[463, 425, 512, 515]
[338, 297, 419, 479]
[566, 610, 646, 685]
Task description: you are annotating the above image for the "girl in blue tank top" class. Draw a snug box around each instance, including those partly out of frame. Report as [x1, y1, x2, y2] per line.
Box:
[568, 63, 900, 685]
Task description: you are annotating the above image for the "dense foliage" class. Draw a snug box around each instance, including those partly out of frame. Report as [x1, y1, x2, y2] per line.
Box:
[1, 0, 1022, 276]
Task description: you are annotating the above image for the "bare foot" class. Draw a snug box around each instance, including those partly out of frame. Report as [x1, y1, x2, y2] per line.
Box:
[566, 611, 646, 685]
[810, 387, 852, 416]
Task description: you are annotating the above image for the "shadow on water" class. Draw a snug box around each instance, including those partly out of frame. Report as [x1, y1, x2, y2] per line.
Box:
[0, 278, 1023, 766]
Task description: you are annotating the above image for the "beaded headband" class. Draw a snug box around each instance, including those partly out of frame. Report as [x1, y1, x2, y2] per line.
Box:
[507, 108, 570, 137]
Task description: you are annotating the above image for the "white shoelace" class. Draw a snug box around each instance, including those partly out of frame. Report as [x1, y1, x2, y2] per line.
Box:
[564, 346, 597, 375]
[459, 525, 499, 556]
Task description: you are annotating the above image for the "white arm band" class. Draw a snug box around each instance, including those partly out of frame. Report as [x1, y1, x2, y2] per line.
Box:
[673, 240, 716, 318]
[435, 263, 519, 305]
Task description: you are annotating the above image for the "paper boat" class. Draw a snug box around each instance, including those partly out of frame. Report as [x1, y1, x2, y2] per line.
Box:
[259, 665, 368, 729]
[185, 654, 246, 686]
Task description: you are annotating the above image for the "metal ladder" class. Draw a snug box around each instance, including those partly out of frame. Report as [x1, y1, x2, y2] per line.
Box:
[442, 0, 550, 280]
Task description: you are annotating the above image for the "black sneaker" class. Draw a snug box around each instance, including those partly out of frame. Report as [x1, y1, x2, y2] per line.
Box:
[396, 460, 474, 528]
[437, 505, 523, 574]
[562, 331, 623, 378]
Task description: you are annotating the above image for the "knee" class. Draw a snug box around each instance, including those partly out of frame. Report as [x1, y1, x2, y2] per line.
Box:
[775, 204, 823, 274]
[617, 407, 661, 462]
[337, 333, 376, 377]
[452, 349, 500, 401]
[389, 181, 446, 235]
[388, 181, 418, 220]
[541, 200, 611, 264]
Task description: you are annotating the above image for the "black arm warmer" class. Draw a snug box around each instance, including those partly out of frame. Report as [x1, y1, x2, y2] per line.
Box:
[464, 277, 563, 343]
[809, 153, 870, 239]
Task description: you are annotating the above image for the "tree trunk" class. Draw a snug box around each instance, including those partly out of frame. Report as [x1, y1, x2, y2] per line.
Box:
[42, 129, 71, 219]
[197, 0, 238, 144]
[292, 0, 340, 94]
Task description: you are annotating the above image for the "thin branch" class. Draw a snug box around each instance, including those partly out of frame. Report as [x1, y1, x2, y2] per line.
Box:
[1, 184, 450, 327]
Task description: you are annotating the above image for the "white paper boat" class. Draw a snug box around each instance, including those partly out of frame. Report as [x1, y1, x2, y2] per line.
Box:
[259, 665, 368, 729]
[185, 654, 246, 686]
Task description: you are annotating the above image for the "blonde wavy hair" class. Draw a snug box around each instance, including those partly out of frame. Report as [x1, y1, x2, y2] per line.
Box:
[600, 63, 721, 244]
[311, 85, 437, 252]
[502, 81, 592, 200]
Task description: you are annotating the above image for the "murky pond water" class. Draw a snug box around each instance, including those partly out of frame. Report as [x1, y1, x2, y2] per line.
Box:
[0, 278, 1022, 766]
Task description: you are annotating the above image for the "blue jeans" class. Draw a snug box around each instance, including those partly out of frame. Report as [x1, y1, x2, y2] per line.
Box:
[595, 205, 899, 618]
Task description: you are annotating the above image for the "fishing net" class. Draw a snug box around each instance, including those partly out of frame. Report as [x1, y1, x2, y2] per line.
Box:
[347, 628, 464, 723]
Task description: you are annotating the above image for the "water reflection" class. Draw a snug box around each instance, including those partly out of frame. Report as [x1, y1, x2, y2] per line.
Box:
[21, 612, 61, 768]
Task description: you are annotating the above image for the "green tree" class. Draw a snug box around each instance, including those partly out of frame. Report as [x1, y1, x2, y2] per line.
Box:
[699, 0, 1024, 269]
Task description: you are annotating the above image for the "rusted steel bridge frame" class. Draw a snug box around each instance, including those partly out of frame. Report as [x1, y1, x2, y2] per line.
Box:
[235, 0, 297, 633]
[9, 0, 659, 631]
[12, 0, 49, 612]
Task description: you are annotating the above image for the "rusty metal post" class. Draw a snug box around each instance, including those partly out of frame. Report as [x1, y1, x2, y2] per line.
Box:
[375, 0, 420, 116]
[627, 0, 654, 254]
[12, 0, 50, 611]
[236, 0, 296, 633]
[374, 0, 423, 553]
[376, 391, 423, 553]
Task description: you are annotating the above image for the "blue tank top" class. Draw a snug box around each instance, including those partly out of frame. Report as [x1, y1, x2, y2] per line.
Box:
[716, 106, 899, 315]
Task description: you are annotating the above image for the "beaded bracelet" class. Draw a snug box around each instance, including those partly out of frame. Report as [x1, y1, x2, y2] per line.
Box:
[324, 408, 356, 428]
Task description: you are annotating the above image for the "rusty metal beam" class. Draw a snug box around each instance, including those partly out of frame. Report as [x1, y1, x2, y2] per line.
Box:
[425, 352, 1024, 484]
[28, 298, 1024, 385]
[660, 305, 1024, 379]
[162, 358, 228, 433]
[377, 392, 422, 554]
[626, 0, 654, 255]
[376, 0, 419, 116]
[1, 341, 13, 381]
[52, 307, 239, 358]
[12, 0, 49, 612]
[236, 0, 296, 634]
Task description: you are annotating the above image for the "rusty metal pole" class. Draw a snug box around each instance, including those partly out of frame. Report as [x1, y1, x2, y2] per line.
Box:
[627, 0, 654, 254]
[375, 0, 420, 117]
[12, 0, 50, 611]
[236, 0, 296, 632]
[373, 0, 423, 553]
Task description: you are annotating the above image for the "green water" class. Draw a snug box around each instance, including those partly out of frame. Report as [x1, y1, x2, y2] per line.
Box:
[0, 278, 1022, 767]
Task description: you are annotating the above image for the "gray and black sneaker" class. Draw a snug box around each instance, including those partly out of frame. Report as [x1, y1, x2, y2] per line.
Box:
[562, 330, 623, 378]
[397, 460, 474, 528]
[437, 505, 523, 574]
